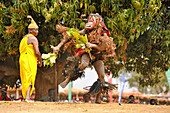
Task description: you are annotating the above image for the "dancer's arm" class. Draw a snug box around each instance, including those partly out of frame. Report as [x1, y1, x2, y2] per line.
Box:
[79, 29, 85, 35]
[53, 24, 69, 53]
[53, 38, 69, 53]
[86, 42, 105, 51]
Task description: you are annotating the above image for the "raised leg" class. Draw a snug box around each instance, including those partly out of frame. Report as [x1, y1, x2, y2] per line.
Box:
[60, 54, 90, 88]
[60, 76, 71, 88]
[78, 54, 90, 70]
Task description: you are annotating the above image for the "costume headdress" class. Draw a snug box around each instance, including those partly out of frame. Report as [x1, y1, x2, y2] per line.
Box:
[27, 15, 39, 29]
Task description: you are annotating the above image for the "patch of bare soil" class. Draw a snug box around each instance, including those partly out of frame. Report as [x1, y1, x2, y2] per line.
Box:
[0, 101, 169, 113]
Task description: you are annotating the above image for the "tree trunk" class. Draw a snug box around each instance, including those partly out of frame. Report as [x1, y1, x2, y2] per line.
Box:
[0, 57, 19, 87]
[35, 60, 66, 101]
[0, 52, 77, 101]
[54, 63, 58, 101]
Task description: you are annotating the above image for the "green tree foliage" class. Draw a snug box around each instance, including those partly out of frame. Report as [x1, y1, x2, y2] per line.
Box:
[127, 71, 169, 94]
[0, 0, 169, 87]
[125, 0, 169, 86]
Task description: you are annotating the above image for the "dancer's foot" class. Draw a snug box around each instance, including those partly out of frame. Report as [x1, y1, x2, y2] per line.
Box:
[95, 97, 101, 104]
[87, 79, 102, 95]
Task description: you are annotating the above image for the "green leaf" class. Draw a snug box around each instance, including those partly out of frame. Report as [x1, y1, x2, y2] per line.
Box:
[66, 31, 73, 37]
[130, 35, 135, 42]
[76, 43, 85, 48]
[136, 32, 140, 39]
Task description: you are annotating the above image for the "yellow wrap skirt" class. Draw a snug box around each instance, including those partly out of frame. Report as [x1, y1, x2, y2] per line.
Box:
[19, 34, 37, 99]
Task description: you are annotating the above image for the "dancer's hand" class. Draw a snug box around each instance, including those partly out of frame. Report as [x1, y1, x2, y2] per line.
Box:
[53, 46, 60, 53]
[86, 42, 105, 51]
[86, 42, 96, 49]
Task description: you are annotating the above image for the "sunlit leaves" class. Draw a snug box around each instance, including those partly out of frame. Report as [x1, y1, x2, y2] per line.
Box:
[0, 0, 169, 87]
[66, 28, 90, 52]
[42, 53, 57, 67]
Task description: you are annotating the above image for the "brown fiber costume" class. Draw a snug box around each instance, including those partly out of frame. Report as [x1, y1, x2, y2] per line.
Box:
[54, 13, 116, 103]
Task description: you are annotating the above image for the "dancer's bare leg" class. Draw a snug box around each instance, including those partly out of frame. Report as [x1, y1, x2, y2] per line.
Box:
[93, 60, 105, 82]
[93, 60, 105, 103]
[78, 54, 90, 70]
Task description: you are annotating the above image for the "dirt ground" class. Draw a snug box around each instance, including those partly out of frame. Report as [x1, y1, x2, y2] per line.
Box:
[0, 101, 170, 113]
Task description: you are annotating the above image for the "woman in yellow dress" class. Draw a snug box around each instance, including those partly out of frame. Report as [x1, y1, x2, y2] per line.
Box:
[19, 16, 42, 102]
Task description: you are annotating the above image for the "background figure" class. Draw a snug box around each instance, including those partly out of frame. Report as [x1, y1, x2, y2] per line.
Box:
[0, 85, 12, 101]
[19, 15, 42, 102]
[1, 85, 7, 100]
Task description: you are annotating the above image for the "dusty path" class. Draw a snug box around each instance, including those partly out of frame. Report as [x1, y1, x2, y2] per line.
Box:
[0, 101, 169, 113]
